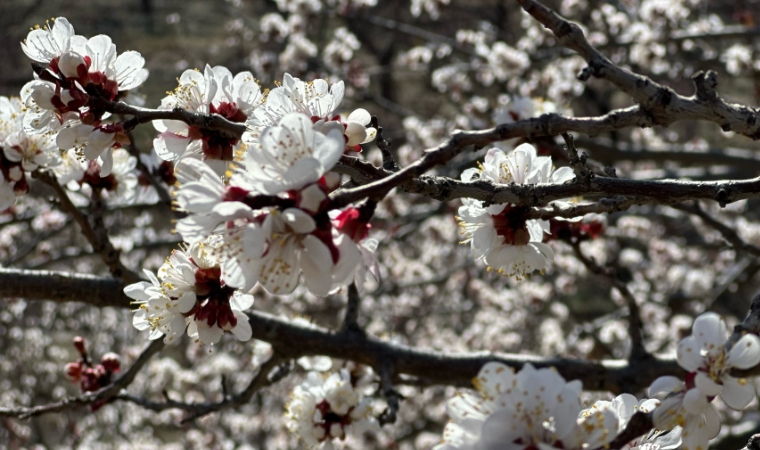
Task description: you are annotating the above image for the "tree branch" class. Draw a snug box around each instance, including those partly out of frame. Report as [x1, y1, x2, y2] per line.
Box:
[570, 242, 647, 360]
[672, 203, 760, 257]
[31, 170, 141, 283]
[0, 269, 684, 394]
[517, 0, 760, 138]
[0, 339, 164, 419]
[114, 353, 287, 422]
[340, 283, 363, 334]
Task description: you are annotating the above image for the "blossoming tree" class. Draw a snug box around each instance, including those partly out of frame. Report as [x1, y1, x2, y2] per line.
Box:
[3, 0, 760, 448]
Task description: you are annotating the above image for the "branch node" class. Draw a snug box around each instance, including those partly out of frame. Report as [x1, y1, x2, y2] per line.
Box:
[692, 70, 719, 102]
[371, 116, 399, 173]
[561, 133, 592, 186]
[340, 283, 364, 334]
[378, 359, 400, 426]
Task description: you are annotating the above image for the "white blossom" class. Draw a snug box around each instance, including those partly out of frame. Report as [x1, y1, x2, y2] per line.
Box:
[286, 368, 376, 449]
[676, 312, 760, 409]
[457, 144, 573, 279]
[648, 376, 720, 450]
[436, 362, 618, 450]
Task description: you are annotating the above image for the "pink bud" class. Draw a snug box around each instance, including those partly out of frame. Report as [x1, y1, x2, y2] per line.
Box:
[101, 352, 121, 373]
[73, 336, 86, 355]
[64, 362, 82, 382]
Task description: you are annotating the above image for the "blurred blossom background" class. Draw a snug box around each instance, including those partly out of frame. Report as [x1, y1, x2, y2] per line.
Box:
[3, 0, 760, 448]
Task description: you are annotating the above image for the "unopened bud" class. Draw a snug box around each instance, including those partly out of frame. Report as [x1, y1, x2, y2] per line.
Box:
[100, 352, 121, 373]
[73, 336, 86, 355]
[58, 52, 87, 78]
[64, 362, 82, 381]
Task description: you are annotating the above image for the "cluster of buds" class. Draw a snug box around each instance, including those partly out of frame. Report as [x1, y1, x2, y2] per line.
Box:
[63, 336, 121, 405]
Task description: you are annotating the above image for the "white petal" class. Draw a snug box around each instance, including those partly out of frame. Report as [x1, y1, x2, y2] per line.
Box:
[682, 388, 708, 413]
[283, 208, 317, 234]
[347, 108, 371, 125]
[720, 375, 756, 410]
[677, 336, 706, 372]
[231, 316, 252, 341]
[299, 234, 334, 296]
[694, 372, 722, 397]
[98, 148, 114, 177]
[727, 334, 760, 369]
[692, 312, 727, 352]
[230, 292, 254, 311]
[649, 376, 684, 397]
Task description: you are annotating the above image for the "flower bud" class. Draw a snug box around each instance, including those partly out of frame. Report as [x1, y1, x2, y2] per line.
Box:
[100, 352, 121, 373]
[58, 52, 87, 79]
[64, 362, 82, 381]
[73, 336, 86, 355]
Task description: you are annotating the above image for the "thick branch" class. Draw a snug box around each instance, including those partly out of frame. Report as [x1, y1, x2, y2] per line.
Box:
[0, 269, 684, 394]
[88, 96, 247, 139]
[336, 154, 760, 209]
[329, 106, 653, 208]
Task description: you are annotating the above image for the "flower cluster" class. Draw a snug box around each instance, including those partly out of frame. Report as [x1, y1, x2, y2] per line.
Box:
[20, 17, 148, 176]
[457, 143, 574, 279]
[63, 337, 121, 402]
[286, 367, 376, 448]
[126, 238, 254, 345]
[164, 73, 379, 298]
[648, 312, 760, 450]
[0, 96, 59, 210]
[435, 362, 619, 450]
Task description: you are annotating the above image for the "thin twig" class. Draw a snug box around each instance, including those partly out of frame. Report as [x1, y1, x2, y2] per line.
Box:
[561, 132, 592, 186]
[378, 359, 400, 426]
[32, 170, 141, 283]
[0, 339, 164, 419]
[340, 283, 363, 334]
[113, 353, 286, 422]
[672, 203, 760, 257]
[571, 241, 647, 360]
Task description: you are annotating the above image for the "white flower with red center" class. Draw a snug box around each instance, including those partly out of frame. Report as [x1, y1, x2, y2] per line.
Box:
[583, 394, 681, 450]
[235, 112, 344, 195]
[157, 238, 254, 345]
[0, 95, 60, 210]
[286, 368, 376, 449]
[56, 122, 132, 176]
[435, 362, 618, 450]
[676, 312, 760, 409]
[125, 269, 196, 345]
[172, 156, 261, 233]
[245, 74, 373, 152]
[648, 375, 720, 450]
[0, 95, 59, 171]
[153, 65, 263, 171]
[457, 144, 573, 279]
[20, 20, 148, 176]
